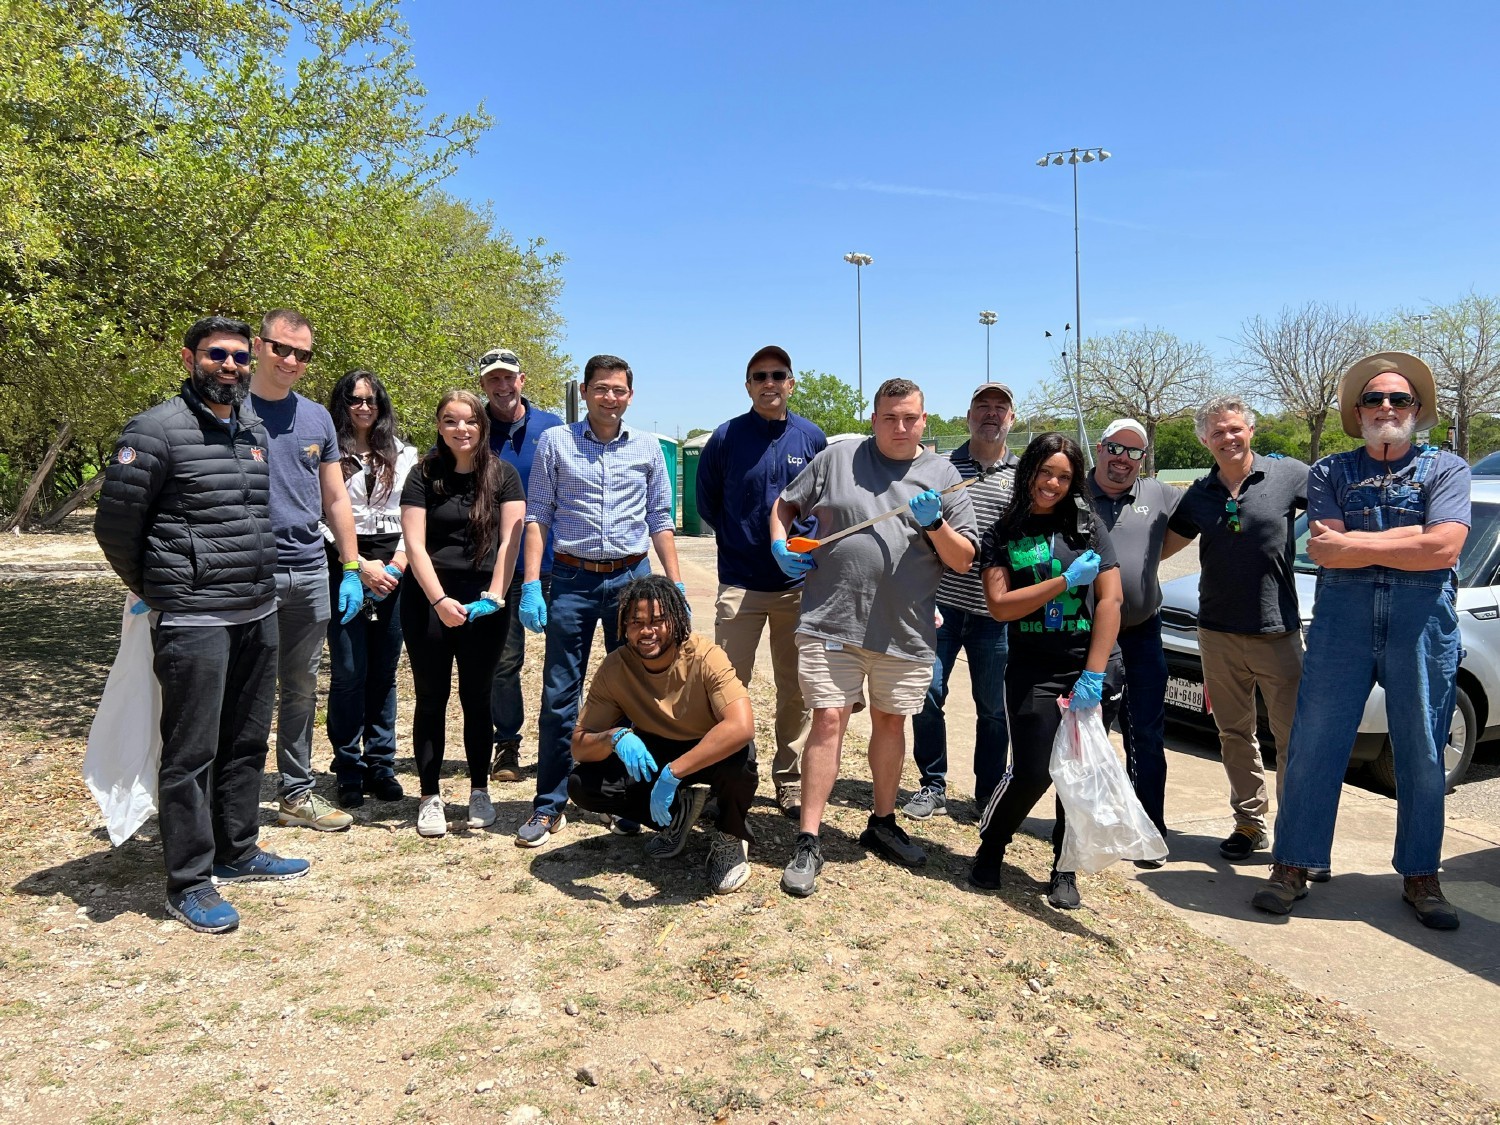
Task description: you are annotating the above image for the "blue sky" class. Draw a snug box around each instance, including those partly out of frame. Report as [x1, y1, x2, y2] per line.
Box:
[405, 1, 1500, 435]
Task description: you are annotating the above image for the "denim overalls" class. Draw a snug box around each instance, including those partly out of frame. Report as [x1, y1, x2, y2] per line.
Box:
[1273, 448, 1460, 876]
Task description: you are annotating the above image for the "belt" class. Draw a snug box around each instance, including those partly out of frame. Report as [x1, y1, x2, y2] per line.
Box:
[554, 551, 647, 574]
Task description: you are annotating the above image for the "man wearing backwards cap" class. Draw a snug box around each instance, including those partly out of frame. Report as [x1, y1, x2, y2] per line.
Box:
[1253, 352, 1470, 930]
[1088, 418, 1180, 858]
[696, 346, 827, 820]
[904, 382, 1019, 822]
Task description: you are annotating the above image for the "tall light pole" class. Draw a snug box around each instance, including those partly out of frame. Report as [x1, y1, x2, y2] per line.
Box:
[1037, 146, 1111, 465]
[1407, 313, 1435, 362]
[844, 251, 873, 419]
[979, 310, 997, 379]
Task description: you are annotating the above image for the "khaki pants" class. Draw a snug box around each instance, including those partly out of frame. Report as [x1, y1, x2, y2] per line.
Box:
[1197, 627, 1303, 830]
[714, 584, 810, 791]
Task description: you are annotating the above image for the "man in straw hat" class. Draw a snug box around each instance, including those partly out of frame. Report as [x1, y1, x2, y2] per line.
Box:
[1252, 352, 1470, 929]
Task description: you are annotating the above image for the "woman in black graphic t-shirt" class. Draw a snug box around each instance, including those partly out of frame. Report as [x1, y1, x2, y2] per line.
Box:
[970, 433, 1123, 910]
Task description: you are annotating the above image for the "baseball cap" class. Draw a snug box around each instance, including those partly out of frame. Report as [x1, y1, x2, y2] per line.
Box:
[479, 347, 522, 377]
[746, 345, 792, 376]
[1100, 418, 1149, 445]
[969, 382, 1015, 405]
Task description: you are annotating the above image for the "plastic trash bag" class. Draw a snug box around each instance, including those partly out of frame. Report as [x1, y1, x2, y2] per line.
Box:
[1050, 705, 1167, 874]
[83, 595, 161, 846]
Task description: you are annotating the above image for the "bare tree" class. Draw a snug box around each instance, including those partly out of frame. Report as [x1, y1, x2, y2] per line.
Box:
[1235, 302, 1375, 462]
[1383, 292, 1500, 458]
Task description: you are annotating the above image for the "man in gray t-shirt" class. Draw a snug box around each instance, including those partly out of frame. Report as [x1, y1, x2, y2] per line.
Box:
[770, 379, 977, 898]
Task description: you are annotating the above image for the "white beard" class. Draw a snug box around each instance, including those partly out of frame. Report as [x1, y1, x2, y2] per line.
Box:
[1361, 414, 1417, 447]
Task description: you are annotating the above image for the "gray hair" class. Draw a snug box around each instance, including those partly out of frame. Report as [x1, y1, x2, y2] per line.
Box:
[1194, 394, 1256, 441]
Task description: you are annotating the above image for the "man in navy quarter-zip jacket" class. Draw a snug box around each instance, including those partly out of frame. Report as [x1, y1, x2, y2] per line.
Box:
[696, 346, 827, 819]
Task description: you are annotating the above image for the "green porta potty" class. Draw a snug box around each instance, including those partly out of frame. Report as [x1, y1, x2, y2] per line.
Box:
[680, 431, 713, 536]
[652, 433, 679, 530]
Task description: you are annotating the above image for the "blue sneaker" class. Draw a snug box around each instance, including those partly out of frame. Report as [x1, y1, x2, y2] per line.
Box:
[515, 811, 567, 848]
[212, 850, 310, 883]
[608, 815, 642, 837]
[166, 886, 240, 934]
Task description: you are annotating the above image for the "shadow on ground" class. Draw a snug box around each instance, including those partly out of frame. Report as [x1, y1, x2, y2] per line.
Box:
[0, 578, 120, 739]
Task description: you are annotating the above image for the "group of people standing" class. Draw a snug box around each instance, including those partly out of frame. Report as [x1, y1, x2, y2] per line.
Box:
[94, 319, 1470, 935]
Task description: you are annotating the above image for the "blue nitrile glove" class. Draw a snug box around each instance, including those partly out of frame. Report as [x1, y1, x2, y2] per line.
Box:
[129, 598, 151, 616]
[338, 568, 365, 624]
[367, 563, 403, 603]
[1061, 549, 1102, 590]
[1069, 670, 1105, 710]
[771, 538, 814, 579]
[649, 765, 682, 827]
[909, 488, 943, 528]
[463, 594, 501, 622]
[612, 729, 658, 784]
[675, 581, 691, 619]
[519, 579, 547, 633]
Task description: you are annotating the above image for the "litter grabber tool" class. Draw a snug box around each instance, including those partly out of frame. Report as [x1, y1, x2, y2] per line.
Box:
[785, 472, 988, 554]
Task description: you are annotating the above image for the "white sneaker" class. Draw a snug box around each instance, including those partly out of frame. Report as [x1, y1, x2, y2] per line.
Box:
[468, 788, 496, 828]
[417, 794, 447, 837]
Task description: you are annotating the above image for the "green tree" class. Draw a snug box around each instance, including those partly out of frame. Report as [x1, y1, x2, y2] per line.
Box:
[791, 371, 866, 437]
[1382, 292, 1500, 458]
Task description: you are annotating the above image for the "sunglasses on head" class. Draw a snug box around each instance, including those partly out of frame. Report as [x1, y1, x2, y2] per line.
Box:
[1225, 497, 1242, 533]
[750, 370, 791, 383]
[346, 394, 377, 407]
[480, 351, 519, 369]
[1103, 440, 1146, 461]
[1359, 391, 1417, 409]
[202, 346, 251, 365]
[264, 338, 314, 364]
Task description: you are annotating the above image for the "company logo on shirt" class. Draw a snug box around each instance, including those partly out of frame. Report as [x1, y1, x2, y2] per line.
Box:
[788, 455, 805, 465]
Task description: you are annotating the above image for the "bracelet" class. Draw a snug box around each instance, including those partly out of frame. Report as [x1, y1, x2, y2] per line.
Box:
[342, 560, 360, 572]
[610, 727, 631, 746]
[430, 594, 449, 607]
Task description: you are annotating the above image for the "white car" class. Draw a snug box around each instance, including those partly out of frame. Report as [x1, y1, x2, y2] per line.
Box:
[1159, 478, 1500, 791]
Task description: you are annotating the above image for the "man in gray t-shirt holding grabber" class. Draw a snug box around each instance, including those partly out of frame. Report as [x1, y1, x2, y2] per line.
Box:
[769, 378, 978, 898]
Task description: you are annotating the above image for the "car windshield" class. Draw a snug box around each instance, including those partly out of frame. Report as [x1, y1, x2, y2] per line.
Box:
[1471, 452, 1500, 477]
[1294, 500, 1500, 587]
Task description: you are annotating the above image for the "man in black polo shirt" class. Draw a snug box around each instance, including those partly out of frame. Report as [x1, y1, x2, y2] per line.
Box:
[1089, 418, 1180, 861]
[1164, 395, 1308, 862]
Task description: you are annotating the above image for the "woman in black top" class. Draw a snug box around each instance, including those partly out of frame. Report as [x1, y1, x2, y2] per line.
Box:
[970, 433, 1124, 909]
[400, 390, 526, 838]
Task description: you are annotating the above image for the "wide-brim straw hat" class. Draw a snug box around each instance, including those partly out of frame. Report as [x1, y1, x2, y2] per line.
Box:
[1339, 351, 1438, 438]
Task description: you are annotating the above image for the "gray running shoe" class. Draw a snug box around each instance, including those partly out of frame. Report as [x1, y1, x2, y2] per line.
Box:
[706, 831, 750, 895]
[781, 832, 824, 897]
[644, 785, 709, 860]
[859, 815, 927, 867]
[901, 786, 947, 820]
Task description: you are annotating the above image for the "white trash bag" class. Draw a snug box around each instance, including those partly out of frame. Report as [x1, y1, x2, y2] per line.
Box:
[1050, 704, 1167, 875]
[83, 595, 162, 846]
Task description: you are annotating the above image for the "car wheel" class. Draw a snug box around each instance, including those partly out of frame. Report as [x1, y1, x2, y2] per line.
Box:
[1367, 685, 1477, 793]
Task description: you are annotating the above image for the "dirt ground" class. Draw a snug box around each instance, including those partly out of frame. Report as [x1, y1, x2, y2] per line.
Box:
[0, 528, 1497, 1122]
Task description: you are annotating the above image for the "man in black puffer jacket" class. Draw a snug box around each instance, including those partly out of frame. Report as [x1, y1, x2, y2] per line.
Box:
[96, 315, 309, 934]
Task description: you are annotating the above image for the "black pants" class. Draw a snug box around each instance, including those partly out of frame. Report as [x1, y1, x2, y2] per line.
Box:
[568, 731, 758, 844]
[400, 569, 510, 794]
[152, 614, 278, 896]
[977, 654, 1122, 868]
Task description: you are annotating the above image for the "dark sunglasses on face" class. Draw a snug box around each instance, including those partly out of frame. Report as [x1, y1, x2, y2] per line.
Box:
[1103, 440, 1146, 461]
[264, 338, 314, 364]
[346, 394, 377, 407]
[1359, 391, 1417, 409]
[1225, 497, 1242, 533]
[750, 370, 791, 383]
[202, 346, 251, 365]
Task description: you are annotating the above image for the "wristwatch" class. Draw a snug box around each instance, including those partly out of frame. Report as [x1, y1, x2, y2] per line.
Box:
[924, 515, 945, 532]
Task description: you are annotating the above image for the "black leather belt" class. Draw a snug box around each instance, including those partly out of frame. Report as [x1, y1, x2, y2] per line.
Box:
[554, 551, 647, 574]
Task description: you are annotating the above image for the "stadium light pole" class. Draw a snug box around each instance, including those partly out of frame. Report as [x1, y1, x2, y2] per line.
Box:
[979, 311, 997, 379]
[844, 252, 873, 419]
[1037, 146, 1111, 465]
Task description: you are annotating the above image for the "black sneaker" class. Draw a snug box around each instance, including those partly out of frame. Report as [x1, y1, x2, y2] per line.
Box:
[338, 783, 365, 810]
[858, 814, 927, 868]
[781, 832, 824, 897]
[1307, 867, 1331, 884]
[1218, 824, 1267, 861]
[968, 845, 1004, 890]
[491, 740, 522, 783]
[366, 774, 404, 802]
[1047, 870, 1082, 910]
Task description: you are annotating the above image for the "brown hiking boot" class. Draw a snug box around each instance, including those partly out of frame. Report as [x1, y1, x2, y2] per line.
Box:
[776, 783, 801, 821]
[1251, 863, 1309, 915]
[490, 740, 522, 783]
[1403, 875, 1460, 931]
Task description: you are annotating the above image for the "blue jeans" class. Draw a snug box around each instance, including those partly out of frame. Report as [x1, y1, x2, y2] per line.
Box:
[910, 605, 1009, 807]
[274, 566, 331, 802]
[1273, 568, 1459, 876]
[325, 564, 404, 785]
[491, 571, 550, 746]
[533, 558, 651, 816]
[1116, 613, 1170, 836]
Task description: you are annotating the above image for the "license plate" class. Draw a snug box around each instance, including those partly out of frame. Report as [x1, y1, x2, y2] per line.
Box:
[1166, 675, 1207, 713]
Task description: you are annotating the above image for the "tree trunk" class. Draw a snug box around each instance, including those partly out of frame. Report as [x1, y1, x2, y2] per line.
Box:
[36, 472, 104, 529]
[1307, 410, 1327, 463]
[1144, 419, 1158, 476]
[1, 420, 73, 532]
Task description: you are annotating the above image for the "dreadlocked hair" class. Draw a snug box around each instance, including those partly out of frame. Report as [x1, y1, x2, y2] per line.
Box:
[997, 431, 1099, 552]
[617, 575, 693, 649]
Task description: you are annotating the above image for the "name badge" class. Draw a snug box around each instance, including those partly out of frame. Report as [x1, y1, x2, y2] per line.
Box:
[824, 640, 844, 652]
[1043, 602, 1064, 631]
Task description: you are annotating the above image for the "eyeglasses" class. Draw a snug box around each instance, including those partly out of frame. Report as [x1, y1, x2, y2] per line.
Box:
[264, 339, 314, 364]
[202, 346, 251, 365]
[1225, 497, 1242, 533]
[346, 395, 377, 407]
[1358, 391, 1417, 409]
[1103, 440, 1146, 461]
[750, 370, 791, 383]
[588, 385, 630, 399]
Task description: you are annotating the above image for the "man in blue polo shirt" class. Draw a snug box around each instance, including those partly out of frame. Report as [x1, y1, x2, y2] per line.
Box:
[697, 345, 827, 818]
[480, 345, 565, 784]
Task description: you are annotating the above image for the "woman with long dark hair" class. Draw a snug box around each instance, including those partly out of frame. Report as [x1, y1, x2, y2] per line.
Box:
[970, 432, 1124, 909]
[400, 390, 526, 837]
[325, 370, 419, 809]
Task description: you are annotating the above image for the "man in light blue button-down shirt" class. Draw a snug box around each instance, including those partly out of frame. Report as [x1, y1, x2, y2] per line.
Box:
[514, 354, 683, 846]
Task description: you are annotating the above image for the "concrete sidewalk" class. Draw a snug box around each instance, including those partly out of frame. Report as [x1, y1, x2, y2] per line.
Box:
[673, 538, 1500, 1098]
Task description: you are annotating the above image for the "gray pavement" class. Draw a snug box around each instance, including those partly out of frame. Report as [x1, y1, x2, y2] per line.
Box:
[674, 535, 1500, 1098]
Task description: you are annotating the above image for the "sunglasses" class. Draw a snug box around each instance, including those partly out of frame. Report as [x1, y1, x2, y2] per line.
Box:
[1225, 497, 1242, 533]
[1358, 391, 1417, 409]
[480, 351, 519, 369]
[264, 338, 314, 364]
[346, 394, 377, 407]
[750, 370, 791, 383]
[1103, 440, 1146, 461]
[202, 346, 251, 365]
